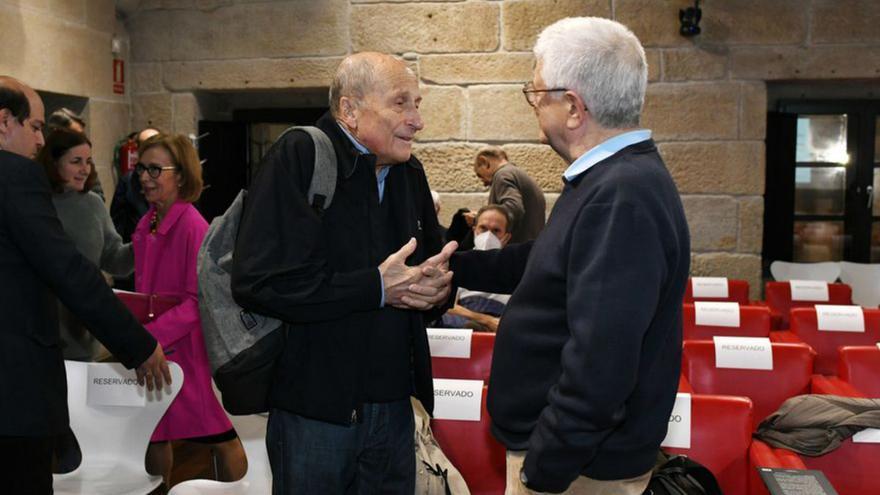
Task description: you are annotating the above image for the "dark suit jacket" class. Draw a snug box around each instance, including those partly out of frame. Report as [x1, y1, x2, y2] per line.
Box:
[0, 151, 156, 437]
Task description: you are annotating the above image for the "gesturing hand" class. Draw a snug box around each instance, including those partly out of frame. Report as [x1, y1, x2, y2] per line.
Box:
[136, 343, 172, 391]
[401, 241, 458, 310]
[379, 238, 424, 308]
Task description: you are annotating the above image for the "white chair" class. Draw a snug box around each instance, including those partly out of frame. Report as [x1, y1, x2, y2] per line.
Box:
[167, 393, 271, 494]
[54, 361, 184, 495]
[770, 260, 841, 282]
[839, 261, 880, 308]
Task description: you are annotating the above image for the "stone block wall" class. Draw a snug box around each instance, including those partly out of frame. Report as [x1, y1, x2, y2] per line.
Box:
[117, 0, 880, 298]
[0, 0, 128, 200]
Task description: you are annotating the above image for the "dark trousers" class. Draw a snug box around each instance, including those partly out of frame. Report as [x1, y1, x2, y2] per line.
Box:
[0, 435, 54, 494]
[266, 399, 415, 495]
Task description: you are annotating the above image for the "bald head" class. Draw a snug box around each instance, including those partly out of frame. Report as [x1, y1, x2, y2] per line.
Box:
[329, 52, 424, 166]
[0, 76, 45, 158]
[329, 52, 414, 118]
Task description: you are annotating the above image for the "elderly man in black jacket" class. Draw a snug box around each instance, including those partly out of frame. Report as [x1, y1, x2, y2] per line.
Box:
[0, 76, 170, 494]
[231, 53, 455, 494]
[450, 18, 690, 495]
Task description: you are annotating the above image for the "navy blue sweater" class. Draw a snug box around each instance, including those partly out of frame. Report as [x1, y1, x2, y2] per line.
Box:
[451, 140, 690, 492]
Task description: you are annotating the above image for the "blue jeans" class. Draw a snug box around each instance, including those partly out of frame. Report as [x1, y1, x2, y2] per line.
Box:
[266, 399, 415, 495]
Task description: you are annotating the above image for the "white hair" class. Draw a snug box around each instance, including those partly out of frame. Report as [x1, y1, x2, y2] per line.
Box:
[534, 17, 647, 129]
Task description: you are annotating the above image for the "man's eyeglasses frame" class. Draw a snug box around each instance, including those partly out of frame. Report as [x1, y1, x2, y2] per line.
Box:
[522, 82, 568, 108]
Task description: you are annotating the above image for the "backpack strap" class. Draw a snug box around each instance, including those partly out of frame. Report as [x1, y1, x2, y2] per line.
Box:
[273, 125, 338, 214]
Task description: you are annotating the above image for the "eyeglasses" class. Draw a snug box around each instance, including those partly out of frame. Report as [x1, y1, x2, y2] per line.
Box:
[522, 81, 567, 108]
[135, 162, 179, 178]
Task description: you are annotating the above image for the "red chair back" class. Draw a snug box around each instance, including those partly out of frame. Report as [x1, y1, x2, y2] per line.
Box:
[431, 332, 495, 382]
[665, 394, 753, 495]
[838, 346, 880, 397]
[790, 308, 880, 375]
[801, 442, 880, 495]
[682, 341, 814, 428]
[683, 278, 750, 304]
[431, 386, 506, 495]
[682, 304, 771, 340]
[764, 281, 852, 329]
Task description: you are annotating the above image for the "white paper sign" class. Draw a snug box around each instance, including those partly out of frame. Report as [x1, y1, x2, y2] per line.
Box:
[432, 378, 483, 421]
[695, 302, 741, 328]
[661, 393, 692, 449]
[713, 336, 774, 370]
[427, 328, 473, 359]
[816, 305, 865, 333]
[87, 364, 146, 407]
[789, 280, 830, 302]
[853, 428, 880, 443]
[692, 277, 729, 298]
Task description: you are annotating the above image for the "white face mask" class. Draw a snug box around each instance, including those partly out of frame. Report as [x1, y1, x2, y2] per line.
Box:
[473, 231, 502, 251]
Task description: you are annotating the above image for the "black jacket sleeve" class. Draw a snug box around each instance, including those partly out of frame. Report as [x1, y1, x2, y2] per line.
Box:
[231, 131, 383, 324]
[5, 160, 155, 369]
[449, 241, 533, 295]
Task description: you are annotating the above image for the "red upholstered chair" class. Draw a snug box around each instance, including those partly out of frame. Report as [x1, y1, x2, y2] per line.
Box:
[682, 303, 771, 340]
[665, 394, 753, 495]
[431, 332, 495, 383]
[431, 386, 506, 495]
[772, 308, 880, 375]
[763, 281, 852, 329]
[681, 341, 815, 429]
[763, 356, 880, 495]
[837, 345, 880, 396]
[683, 277, 751, 304]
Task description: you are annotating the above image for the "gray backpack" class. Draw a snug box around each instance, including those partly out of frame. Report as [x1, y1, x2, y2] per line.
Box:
[198, 126, 337, 415]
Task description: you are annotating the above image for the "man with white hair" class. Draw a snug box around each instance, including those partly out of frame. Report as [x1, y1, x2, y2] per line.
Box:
[448, 17, 690, 494]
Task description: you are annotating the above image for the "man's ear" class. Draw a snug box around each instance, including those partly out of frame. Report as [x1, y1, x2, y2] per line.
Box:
[0, 108, 11, 143]
[563, 91, 587, 130]
[338, 97, 358, 130]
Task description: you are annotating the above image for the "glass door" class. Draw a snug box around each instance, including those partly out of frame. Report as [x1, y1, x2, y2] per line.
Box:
[792, 114, 849, 261]
[764, 101, 880, 273]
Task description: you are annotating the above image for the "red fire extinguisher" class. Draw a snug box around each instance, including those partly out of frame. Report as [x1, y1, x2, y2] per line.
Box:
[119, 138, 138, 176]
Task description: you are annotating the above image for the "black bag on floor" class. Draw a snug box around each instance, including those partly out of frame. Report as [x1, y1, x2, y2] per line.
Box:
[646, 454, 722, 495]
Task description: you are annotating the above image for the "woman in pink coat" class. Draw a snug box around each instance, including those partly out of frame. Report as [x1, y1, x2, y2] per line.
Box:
[133, 133, 246, 487]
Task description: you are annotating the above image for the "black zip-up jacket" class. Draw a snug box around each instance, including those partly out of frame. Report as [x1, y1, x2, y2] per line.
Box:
[452, 140, 690, 492]
[231, 113, 445, 425]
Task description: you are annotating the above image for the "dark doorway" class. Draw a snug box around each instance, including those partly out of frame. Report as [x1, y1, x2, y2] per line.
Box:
[763, 100, 880, 275]
[195, 98, 328, 222]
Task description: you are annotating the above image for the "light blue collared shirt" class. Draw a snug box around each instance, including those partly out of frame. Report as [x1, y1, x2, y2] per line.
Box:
[563, 129, 652, 182]
[337, 122, 390, 202]
[337, 122, 392, 307]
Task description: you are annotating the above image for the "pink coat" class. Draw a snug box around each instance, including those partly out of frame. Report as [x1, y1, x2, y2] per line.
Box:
[133, 201, 232, 442]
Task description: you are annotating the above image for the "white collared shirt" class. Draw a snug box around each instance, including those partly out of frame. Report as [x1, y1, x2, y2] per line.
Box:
[563, 129, 653, 182]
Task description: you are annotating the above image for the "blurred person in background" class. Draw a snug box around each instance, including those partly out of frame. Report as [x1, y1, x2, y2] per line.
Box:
[36, 128, 132, 361]
[441, 205, 512, 332]
[46, 108, 104, 200]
